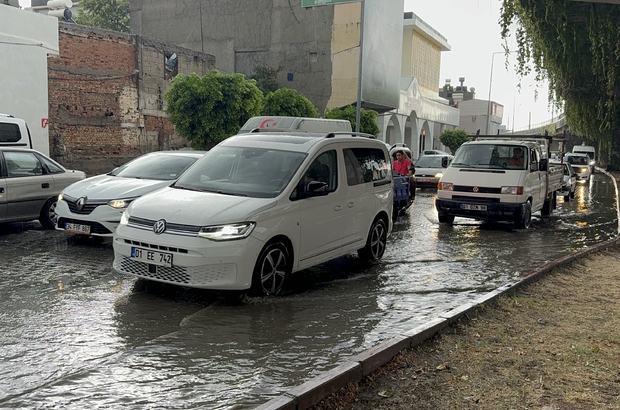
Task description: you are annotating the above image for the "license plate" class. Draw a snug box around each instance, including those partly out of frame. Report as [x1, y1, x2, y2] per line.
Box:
[65, 222, 91, 235]
[131, 247, 173, 267]
[417, 178, 432, 183]
[461, 204, 487, 211]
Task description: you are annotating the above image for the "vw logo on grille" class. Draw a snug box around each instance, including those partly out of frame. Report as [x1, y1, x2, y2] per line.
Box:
[473, 186, 479, 192]
[76, 196, 87, 211]
[153, 219, 167, 235]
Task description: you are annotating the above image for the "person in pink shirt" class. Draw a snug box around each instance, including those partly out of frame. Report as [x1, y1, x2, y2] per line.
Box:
[393, 150, 411, 175]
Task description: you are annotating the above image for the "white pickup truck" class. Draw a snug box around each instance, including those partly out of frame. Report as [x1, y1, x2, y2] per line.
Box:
[435, 136, 563, 229]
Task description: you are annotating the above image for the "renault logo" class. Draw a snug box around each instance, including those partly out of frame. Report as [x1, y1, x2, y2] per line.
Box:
[76, 196, 87, 212]
[153, 219, 167, 235]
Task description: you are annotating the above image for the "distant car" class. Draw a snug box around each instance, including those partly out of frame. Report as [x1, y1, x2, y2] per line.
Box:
[55, 150, 205, 237]
[422, 149, 453, 158]
[413, 154, 452, 189]
[0, 147, 85, 227]
[564, 153, 591, 181]
[552, 161, 577, 200]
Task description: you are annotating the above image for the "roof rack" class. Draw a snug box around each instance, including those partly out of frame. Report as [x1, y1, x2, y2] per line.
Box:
[248, 127, 294, 133]
[325, 131, 376, 139]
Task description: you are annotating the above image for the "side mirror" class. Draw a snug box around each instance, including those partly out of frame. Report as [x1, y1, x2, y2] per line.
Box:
[300, 180, 329, 198]
[441, 157, 448, 168]
[538, 158, 547, 172]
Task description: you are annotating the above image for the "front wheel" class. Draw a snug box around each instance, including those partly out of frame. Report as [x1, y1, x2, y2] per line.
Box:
[515, 201, 532, 229]
[250, 242, 291, 296]
[39, 198, 58, 229]
[357, 218, 387, 261]
[438, 213, 455, 224]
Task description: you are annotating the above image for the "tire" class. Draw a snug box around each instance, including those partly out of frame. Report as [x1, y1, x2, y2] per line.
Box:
[564, 193, 570, 202]
[250, 242, 290, 296]
[39, 198, 58, 229]
[570, 189, 575, 199]
[357, 218, 387, 261]
[541, 192, 555, 216]
[515, 201, 532, 229]
[437, 213, 455, 224]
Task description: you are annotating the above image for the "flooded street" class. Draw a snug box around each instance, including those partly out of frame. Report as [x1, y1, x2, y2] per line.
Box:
[1, 173, 618, 409]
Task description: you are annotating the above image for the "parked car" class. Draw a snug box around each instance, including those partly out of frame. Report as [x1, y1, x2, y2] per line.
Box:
[564, 153, 591, 181]
[552, 161, 577, 200]
[55, 150, 205, 237]
[422, 149, 453, 158]
[0, 147, 85, 227]
[112, 131, 393, 296]
[413, 154, 452, 189]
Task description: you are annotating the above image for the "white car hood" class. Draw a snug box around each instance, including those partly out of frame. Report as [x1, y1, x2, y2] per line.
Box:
[62, 174, 172, 200]
[128, 187, 277, 225]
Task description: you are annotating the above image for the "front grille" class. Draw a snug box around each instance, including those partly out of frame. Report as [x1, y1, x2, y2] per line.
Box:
[57, 217, 113, 235]
[451, 196, 500, 203]
[116, 256, 191, 284]
[123, 239, 189, 254]
[63, 194, 107, 215]
[453, 185, 502, 194]
[128, 216, 201, 236]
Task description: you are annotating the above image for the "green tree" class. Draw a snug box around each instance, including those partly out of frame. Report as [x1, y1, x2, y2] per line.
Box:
[74, 0, 130, 33]
[500, 0, 620, 169]
[251, 64, 282, 96]
[261, 88, 318, 118]
[439, 129, 471, 154]
[324, 105, 380, 137]
[164, 70, 263, 149]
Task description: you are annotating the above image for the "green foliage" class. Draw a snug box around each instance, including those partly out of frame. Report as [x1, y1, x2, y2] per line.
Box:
[324, 105, 379, 137]
[500, 0, 620, 168]
[439, 129, 471, 154]
[261, 88, 318, 118]
[164, 70, 263, 149]
[74, 0, 130, 33]
[251, 64, 282, 96]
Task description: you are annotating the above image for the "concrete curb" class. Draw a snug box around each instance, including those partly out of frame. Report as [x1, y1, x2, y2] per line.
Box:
[255, 172, 620, 410]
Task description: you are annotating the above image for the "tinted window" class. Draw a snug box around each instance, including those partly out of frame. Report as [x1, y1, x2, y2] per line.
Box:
[0, 123, 21, 143]
[344, 147, 389, 186]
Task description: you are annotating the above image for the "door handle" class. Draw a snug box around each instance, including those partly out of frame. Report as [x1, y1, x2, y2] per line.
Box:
[347, 201, 355, 208]
[41, 183, 50, 189]
[0, 188, 4, 193]
[334, 205, 342, 211]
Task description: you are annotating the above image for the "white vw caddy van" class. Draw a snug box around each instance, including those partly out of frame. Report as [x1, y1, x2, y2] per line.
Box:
[112, 131, 393, 295]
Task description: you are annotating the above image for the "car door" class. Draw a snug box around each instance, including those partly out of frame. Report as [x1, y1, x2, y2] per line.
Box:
[527, 147, 545, 210]
[296, 149, 346, 268]
[3, 150, 54, 222]
[0, 155, 7, 221]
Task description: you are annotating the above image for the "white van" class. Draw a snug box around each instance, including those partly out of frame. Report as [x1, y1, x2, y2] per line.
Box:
[112, 130, 393, 296]
[0, 114, 33, 148]
[238, 116, 352, 134]
[572, 143, 596, 171]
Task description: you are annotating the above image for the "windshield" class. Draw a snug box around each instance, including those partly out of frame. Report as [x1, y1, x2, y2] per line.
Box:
[415, 156, 446, 168]
[109, 153, 200, 180]
[174, 146, 307, 198]
[452, 144, 527, 170]
[566, 155, 589, 165]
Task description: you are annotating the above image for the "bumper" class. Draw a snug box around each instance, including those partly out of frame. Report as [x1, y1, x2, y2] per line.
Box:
[112, 224, 265, 290]
[435, 198, 526, 223]
[55, 200, 123, 236]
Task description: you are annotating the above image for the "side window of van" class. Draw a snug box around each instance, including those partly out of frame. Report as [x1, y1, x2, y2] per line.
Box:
[0, 123, 21, 143]
[291, 150, 337, 199]
[343, 148, 389, 186]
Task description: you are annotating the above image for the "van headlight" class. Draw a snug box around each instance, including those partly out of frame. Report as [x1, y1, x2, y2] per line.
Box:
[501, 186, 524, 195]
[108, 199, 134, 209]
[119, 210, 130, 226]
[198, 222, 256, 241]
[439, 182, 453, 191]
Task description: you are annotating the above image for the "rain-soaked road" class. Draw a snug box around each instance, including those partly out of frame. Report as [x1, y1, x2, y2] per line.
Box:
[1, 173, 618, 409]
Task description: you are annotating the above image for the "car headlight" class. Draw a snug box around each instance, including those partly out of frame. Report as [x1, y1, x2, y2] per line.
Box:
[579, 167, 588, 173]
[434, 171, 444, 178]
[108, 199, 133, 209]
[58, 193, 64, 201]
[501, 186, 524, 195]
[198, 222, 256, 241]
[119, 210, 130, 226]
[439, 182, 453, 191]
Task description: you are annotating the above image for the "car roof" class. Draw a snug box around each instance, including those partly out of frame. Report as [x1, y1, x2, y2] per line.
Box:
[143, 150, 206, 158]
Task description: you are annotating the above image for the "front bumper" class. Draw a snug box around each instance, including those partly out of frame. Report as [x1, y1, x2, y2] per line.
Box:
[435, 197, 526, 223]
[55, 200, 123, 236]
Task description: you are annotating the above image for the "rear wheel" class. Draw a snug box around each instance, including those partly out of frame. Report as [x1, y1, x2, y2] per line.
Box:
[437, 213, 455, 224]
[39, 198, 58, 229]
[251, 242, 290, 296]
[541, 192, 556, 216]
[515, 201, 532, 229]
[358, 218, 387, 261]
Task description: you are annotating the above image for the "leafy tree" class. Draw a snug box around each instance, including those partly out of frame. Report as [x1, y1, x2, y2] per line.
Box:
[324, 105, 380, 137]
[74, 0, 130, 33]
[251, 64, 282, 96]
[439, 129, 471, 154]
[164, 70, 263, 149]
[500, 0, 620, 169]
[261, 88, 318, 118]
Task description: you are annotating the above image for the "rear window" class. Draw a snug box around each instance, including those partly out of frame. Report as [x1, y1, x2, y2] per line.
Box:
[0, 123, 21, 143]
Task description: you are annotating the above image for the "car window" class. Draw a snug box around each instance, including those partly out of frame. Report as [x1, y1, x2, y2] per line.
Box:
[110, 154, 199, 180]
[3, 151, 44, 178]
[415, 156, 445, 168]
[343, 147, 389, 186]
[0, 122, 22, 143]
[175, 146, 307, 198]
[38, 154, 65, 174]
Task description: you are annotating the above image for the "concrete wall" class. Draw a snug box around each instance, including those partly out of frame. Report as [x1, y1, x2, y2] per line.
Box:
[49, 23, 215, 175]
[129, 0, 334, 114]
[0, 6, 58, 155]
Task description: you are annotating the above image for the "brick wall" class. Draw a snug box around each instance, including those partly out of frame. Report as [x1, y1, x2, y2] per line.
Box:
[49, 23, 215, 176]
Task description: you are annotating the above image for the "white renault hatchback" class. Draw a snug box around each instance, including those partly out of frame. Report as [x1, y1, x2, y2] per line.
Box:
[112, 131, 393, 295]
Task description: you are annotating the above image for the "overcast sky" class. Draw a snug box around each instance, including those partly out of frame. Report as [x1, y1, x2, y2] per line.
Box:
[404, 0, 556, 130]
